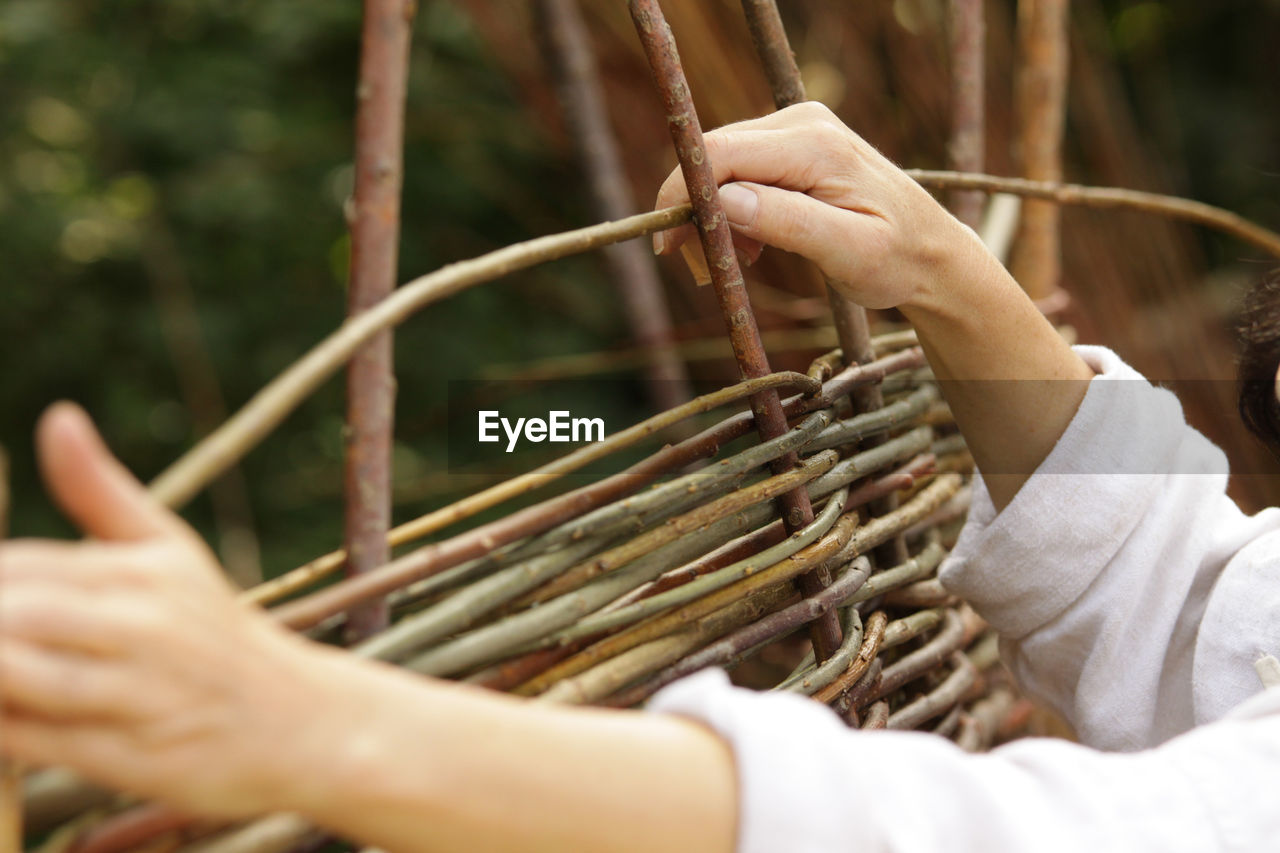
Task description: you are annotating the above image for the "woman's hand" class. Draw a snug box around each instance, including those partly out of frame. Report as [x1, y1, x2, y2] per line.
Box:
[0, 407, 740, 853]
[656, 102, 1096, 510]
[653, 101, 981, 310]
[0, 403, 335, 817]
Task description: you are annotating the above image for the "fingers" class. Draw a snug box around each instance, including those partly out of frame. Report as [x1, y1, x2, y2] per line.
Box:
[0, 641, 134, 720]
[0, 584, 141, 656]
[653, 128, 804, 236]
[0, 711, 131, 774]
[652, 103, 860, 248]
[717, 181, 896, 305]
[37, 402, 187, 542]
[0, 539, 160, 587]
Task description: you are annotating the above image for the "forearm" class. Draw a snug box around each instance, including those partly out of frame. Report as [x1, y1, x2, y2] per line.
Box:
[291, 648, 737, 853]
[900, 219, 1094, 510]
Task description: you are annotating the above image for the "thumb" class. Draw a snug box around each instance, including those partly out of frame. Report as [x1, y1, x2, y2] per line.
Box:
[717, 182, 888, 303]
[36, 402, 185, 542]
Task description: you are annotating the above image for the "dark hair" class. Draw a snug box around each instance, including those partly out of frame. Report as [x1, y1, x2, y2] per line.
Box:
[1237, 271, 1280, 454]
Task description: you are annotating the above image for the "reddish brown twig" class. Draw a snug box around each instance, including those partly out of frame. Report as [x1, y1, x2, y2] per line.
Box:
[1010, 0, 1069, 299]
[737, 0, 880, 412]
[947, 0, 986, 229]
[887, 652, 978, 730]
[535, 0, 691, 411]
[811, 610, 888, 705]
[340, 0, 417, 639]
[882, 578, 954, 609]
[907, 170, 1280, 258]
[737, 0, 906, 569]
[838, 658, 883, 719]
[802, 348, 927, 412]
[859, 700, 890, 730]
[740, 0, 805, 108]
[870, 609, 966, 702]
[628, 0, 840, 658]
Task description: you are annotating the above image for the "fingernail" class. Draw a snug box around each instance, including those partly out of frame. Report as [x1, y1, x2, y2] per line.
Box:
[652, 232, 666, 255]
[719, 184, 758, 227]
[735, 248, 754, 269]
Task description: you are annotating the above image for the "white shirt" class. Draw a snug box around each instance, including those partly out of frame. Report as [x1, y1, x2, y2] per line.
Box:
[649, 346, 1280, 852]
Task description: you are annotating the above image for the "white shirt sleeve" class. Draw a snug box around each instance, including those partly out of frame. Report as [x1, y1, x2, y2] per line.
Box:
[646, 345, 1280, 852]
[650, 668, 1280, 853]
[940, 345, 1280, 749]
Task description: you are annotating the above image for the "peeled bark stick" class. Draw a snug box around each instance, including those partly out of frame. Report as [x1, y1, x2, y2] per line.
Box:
[948, 0, 986, 229]
[905, 171, 1280, 258]
[340, 0, 416, 639]
[0, 449, 18, 853]
[1010, 0, 1069, 299]
[778, 603, 867, 696]
[535, 0, 691, 411]
[839, 658, 883, 719]
[628, 0, 841, 659]
[811, 610, 889, 704]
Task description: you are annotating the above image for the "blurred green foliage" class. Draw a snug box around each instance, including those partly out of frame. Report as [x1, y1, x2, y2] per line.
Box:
[1, 0, 1278, 579]
[0, 0, 648, 575]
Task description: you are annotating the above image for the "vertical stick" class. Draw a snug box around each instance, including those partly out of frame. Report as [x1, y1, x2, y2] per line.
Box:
[534, 0, 693, 412]
[739, 0, 907, 567]
[948, 0, 986, 230]
[343, 0, 416, 641]
[628, 0, 842, 660]
[739, 0, 881, 417]
[0, 447, 20, 853]
[1010, 0, 1069, 299]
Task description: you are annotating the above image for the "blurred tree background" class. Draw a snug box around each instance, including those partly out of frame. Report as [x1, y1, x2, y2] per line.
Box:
[2, 0, 1278, 583]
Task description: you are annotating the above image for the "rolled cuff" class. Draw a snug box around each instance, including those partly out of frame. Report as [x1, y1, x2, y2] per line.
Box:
[938, 345, 1227, 639]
